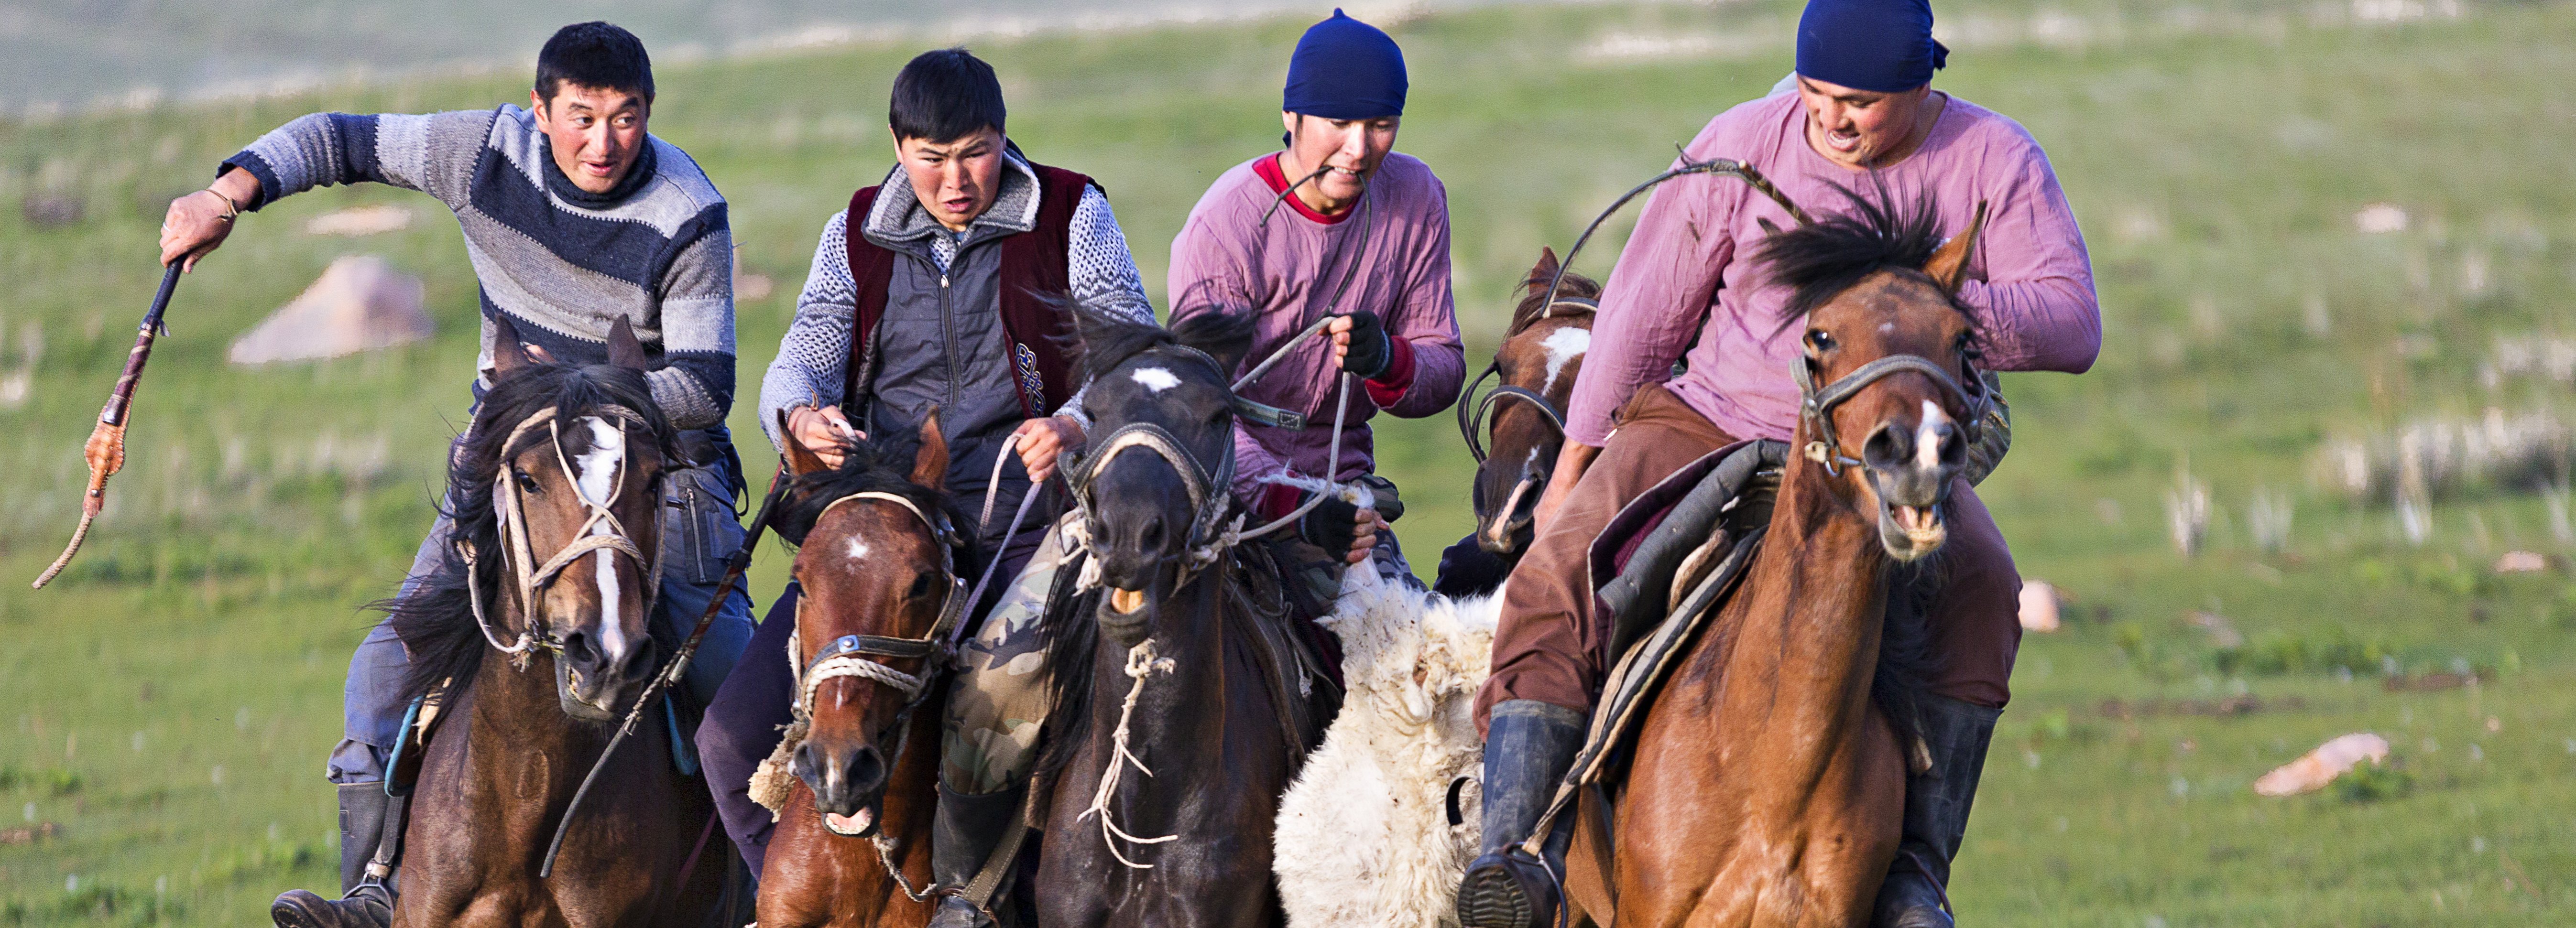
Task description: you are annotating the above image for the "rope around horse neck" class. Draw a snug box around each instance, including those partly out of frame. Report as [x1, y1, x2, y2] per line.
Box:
[1079, 638, 1181, 869]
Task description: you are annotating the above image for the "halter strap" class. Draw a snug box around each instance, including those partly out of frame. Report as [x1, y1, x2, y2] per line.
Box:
[1792, 354, 1992, 476]
[466, 404, 664, 667]
[788, 491, 968, 710]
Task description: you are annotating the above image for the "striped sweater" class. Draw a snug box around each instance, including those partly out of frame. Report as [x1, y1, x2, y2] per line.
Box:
[222, 105, 735, 428]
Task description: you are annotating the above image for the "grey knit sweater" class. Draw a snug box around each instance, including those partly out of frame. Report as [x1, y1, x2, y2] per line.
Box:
[222, 105, 735, 428]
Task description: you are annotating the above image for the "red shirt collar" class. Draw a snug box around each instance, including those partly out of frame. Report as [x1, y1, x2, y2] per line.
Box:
[1254, 153, 1355, 226]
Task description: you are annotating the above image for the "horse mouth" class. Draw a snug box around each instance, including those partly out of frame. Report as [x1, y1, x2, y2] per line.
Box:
[1878, 501, 1949, 561]
[1098, 582, 1159, 647]
[1476, 474, 1544, 554]
[1109, 588, 1147, 615]
[823, 806, 879, 838]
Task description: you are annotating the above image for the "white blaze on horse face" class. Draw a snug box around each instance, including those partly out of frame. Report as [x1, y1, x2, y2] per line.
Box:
[846, 536, 872, 561]
[1130, 367, 1181, 393]
[1916, 400, 1952, 470]
[1539, 326, 1590, 394]
[574, 416, 632, 661]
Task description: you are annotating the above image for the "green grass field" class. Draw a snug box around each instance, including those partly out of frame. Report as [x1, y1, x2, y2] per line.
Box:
[4, 0, 2574, 924]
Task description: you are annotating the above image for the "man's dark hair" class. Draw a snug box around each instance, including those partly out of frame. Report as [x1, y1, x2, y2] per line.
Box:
[889, 48, 1006, 142]
[535, 22, 655, 104]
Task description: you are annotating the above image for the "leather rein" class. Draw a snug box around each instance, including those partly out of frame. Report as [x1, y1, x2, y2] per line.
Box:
[1454, 296, 1598, 464]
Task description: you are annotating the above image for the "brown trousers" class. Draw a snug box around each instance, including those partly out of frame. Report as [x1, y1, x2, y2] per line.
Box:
[1474, 384, 2023, 732]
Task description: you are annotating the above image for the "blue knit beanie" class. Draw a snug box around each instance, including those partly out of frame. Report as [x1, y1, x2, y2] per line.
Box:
[1796, 0, 1949, 93]
[1282, 9, 1407, 119]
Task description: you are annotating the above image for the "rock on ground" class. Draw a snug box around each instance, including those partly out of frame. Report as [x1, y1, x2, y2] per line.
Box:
[228, 255, 430, 365]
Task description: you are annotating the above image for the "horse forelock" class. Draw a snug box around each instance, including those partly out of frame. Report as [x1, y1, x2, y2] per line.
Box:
[1754, 179, 1979, 336]
[1506, 265, 1600, 338]
[381, 362, 674, 706]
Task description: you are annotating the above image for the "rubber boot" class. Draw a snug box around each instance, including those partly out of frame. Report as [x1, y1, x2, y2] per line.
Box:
[271, 783, 398, 928]
[1873, 695, 2002, 928]
[927, 784, 1023, 928]
[1455, 700, 1587, 928]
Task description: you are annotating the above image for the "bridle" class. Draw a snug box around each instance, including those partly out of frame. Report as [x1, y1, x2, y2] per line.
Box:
[1454, 297, 1595, 464]
[459, 405, 664, 669]
[1791, 352, 1995, 477]
[1062, 370, 1245, 592]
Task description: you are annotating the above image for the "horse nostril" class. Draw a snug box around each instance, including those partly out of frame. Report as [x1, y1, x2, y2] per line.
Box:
[791, 742, 819, 783]
[843, 746, 885, 795]
[560, 630, 600, 670]
[1137, 516, 1165, 551]
[1863, 424, 1910, 470]
[1935, 421, 1966, 467]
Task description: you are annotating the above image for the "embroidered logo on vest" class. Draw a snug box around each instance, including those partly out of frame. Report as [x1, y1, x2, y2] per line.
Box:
[1015, 343, 1046, 411]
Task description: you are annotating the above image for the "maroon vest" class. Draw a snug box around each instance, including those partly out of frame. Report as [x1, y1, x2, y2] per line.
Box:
[843, 164, 1094, 418]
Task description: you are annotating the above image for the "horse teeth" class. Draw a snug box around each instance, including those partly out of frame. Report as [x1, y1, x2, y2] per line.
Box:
[1109, 588, 1147, 614]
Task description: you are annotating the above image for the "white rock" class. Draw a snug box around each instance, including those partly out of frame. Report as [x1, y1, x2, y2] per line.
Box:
[2254, 733, 2390, 796]
[2493, 550, 2548, 573]
[2018, 581, 2062, 632]
[303, 204, 413, 237]
[228, 256, 431, 365]
[2354, 203, 2408, 234]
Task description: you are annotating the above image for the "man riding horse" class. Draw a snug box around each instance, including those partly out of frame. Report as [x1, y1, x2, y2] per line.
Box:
[1457, 0, 2103, 926]
[1167, 9, 1466, 599]
[690, 47, 1156, 928]
[155, 22, 755, 928]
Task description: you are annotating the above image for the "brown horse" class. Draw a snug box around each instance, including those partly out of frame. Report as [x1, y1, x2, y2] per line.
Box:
[1572, 190, 1988, 926]
[384, 317, 731, 928]
[752, 419, 963, 928]
[1438, 250, 1599, 598]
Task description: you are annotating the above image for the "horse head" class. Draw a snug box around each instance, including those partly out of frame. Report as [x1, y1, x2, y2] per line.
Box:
[776, 414, 961, 837]
[472, 314, 677, 721]
[1472, 248, 1596, 555]
[1069, 305, 1257, 649]
[1758, 184, 1992, 562]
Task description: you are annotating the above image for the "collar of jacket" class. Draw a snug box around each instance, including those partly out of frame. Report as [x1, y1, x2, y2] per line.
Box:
[860, 145, 1042, 257]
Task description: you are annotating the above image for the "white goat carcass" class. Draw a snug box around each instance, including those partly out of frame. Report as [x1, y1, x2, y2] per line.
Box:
[1276, 570, 1499, 928]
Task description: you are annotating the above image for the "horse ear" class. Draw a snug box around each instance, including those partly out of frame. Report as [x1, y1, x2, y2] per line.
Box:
[1925, 201, 1989, 294]
[606, 317, 650, 370]
[910, 407, 950, 489]
[1527, 247, 1560, 288]
[778, 408, 831, 476]
[490, 314, 535, 375]
[1757, 216, 1783, 237]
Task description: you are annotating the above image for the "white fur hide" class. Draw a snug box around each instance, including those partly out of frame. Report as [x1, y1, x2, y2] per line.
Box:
[1275, 571, 1499, 928]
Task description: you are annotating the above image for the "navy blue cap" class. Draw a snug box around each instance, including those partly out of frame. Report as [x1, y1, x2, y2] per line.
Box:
[1283, 9, 1408, 119]
[1796, 0, 1949, 93]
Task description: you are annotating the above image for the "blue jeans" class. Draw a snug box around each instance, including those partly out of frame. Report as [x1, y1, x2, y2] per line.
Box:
[328, 435, 755, 784]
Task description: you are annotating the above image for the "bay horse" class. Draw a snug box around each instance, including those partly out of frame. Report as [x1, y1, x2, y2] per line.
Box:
[1029, 308, 1309, 927]
[1440, 249, 1600, 597]
[752, 419, 966, 928]
[1570, 188, 1989, 926]
[383, 316, 731, 927]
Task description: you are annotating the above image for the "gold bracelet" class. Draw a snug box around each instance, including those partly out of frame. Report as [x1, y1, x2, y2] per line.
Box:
[201, 188, 241, 222]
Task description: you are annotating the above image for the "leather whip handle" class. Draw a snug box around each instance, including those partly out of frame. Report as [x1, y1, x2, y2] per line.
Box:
[34, 262, 183, 589]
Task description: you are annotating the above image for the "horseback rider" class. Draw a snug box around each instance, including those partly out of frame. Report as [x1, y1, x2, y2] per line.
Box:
[689, 47, 1155, 927]
[1166, 8, 1467, 601]
[155, 22, 757, 928]
[1455, 0, 2102, 925]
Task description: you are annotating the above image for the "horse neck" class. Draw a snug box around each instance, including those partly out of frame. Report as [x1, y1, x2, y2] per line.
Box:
[1094, 572, 1240, 789]
[1724, 449, 1891, 736]
[464, 644, 611, 813]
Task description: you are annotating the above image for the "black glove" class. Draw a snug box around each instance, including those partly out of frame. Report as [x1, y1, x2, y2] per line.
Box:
[1339, 311, 1394, 380]
[1298, 492, 1370, 556]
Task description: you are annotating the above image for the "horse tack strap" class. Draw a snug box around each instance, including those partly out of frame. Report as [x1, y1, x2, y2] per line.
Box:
[1792, 354, 1992, 476]
[1457, 361, 1568, 464]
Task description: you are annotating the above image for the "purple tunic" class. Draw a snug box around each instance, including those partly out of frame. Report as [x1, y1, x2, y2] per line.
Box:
[1565, 92, 2100, 447]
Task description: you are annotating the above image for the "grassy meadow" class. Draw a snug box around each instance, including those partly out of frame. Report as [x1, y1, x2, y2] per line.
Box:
[4, 0, 2575, 924]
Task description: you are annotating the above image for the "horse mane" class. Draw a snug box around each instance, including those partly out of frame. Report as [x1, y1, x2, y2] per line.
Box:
[379, 362, 675, 705]
[1753, 179, 1976, 329]
[1077, 297, 1258, 385]
[772, 435, 968, 552]
[1504, 265, 1601, 337]
[1872, 557, 1942, 751]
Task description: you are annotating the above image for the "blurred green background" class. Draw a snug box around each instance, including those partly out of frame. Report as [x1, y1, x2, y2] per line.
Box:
[3, 0, 2573, 924]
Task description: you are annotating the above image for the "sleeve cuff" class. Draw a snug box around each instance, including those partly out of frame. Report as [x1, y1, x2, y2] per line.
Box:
[218, 156, 281, 211]
[1362, 335, 1418, 408]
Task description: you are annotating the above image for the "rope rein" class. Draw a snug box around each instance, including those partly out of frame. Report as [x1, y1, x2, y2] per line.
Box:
[1078, 639, 1181, 869]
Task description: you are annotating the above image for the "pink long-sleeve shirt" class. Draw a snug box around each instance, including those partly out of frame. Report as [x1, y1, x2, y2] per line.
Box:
[1565, 92, 2100, 447]
[1169, 151, 1467, 504]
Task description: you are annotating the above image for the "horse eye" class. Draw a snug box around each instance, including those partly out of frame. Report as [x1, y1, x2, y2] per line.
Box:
[1806, 330, 1835, 353]
[513, 469, 542, 494]
[907, 573, 939, 602]
[1956, 333, 1984, 360]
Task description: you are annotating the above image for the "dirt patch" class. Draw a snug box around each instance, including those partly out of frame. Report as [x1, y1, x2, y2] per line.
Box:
[0, 822, 61, 845]
[2097, 695, 2305, 719]
[2383, 671, 2489, 692]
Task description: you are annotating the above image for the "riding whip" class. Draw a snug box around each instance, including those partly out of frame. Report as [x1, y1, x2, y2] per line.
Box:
[542, 460, 796, 878]
[1534, 153, 1809, 322]
[33, 263, 184, 589]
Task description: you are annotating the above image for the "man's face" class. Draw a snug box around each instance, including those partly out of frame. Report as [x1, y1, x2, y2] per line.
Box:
[1280, 113, 1401, 205]
[531, 84, 650, 194]
[894, 127, 1006, 233]
[1795, 75, 1931, 169]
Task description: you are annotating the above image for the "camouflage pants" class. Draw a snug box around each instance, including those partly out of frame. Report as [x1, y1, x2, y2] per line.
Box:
[939, 478, 1418, 796]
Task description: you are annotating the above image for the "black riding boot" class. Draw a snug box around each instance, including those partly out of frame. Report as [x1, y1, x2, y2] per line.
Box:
[1456, 700, 1586, 928]
[271, 783, 398, 928]
[1873, 695, 2003, 928]
[927, 784, 1023, 928]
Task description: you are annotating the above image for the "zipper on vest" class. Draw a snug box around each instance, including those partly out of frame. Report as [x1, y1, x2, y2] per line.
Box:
[939, 270, 961, 424]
